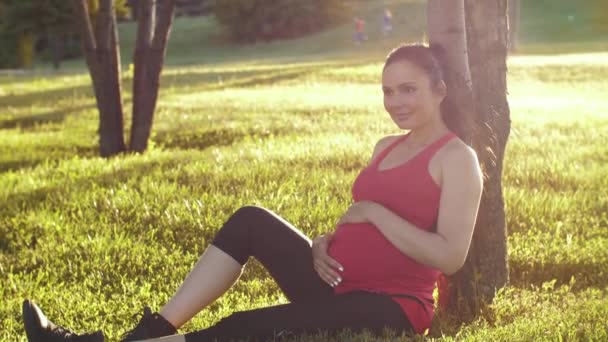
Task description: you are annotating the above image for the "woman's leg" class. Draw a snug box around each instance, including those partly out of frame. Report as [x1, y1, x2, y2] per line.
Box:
[23, 206, 333, 342]
[184, 291, 412, 341]
[158, 245, 242, 329]
[126, 292, 412, 342]
[159, 205, 332, 329]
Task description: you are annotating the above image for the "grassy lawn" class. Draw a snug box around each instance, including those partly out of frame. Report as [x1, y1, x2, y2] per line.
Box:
[1, 1, 607, 341]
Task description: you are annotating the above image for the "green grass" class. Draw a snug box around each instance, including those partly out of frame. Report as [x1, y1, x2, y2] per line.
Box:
[1, 1, 608, 341]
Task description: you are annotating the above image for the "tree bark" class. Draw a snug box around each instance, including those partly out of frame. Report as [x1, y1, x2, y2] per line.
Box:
[96, 0, 126, 157]
[130, 0, 155, 152]
[427, 0, 511, 319]
[446, 0, 511, 318]
[129, 0, 176, 152]
[508, 0, 520, 53]
[73, 0, 126, 157]
[73, 0, 105, 111]
[427, 0, 475, 143]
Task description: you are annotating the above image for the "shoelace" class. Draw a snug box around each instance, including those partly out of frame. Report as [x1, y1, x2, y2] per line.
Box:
[50, 325, 77, 338]
[50, 326, 97, 341]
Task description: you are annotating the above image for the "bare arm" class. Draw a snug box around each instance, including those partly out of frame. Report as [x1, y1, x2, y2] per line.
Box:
[363, 144, 483, 275]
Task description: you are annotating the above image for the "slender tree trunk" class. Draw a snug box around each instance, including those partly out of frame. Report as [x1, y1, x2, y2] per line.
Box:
[74, 0, 107, 119]
[74, 0, 126, 157]
[130, 0, 155, 152]
[48, 28, 63, 70]
[97, 0, 127, 156]
[130, 0, 176, 152]
[508, 0, 520, 53]
[17, 32, 35, 69]
[427, 0, 475, 143]
[447, 0, 510, 317]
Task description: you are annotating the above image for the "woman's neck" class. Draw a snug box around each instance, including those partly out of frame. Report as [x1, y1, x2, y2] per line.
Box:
[407, 120, 449, 147]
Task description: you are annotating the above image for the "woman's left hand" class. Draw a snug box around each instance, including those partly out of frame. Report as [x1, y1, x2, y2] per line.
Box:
[336, 201, 376, 226]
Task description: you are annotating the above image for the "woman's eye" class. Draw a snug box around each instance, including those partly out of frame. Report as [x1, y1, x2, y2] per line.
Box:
[403, 87, 416, 93]
[383, 89, 393, 96]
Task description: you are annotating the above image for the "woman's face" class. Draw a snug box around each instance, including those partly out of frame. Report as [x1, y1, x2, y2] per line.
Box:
[382, 60, 445, 130]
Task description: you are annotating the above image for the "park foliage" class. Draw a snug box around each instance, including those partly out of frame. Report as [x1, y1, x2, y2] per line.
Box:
[202, 0, 349, 43]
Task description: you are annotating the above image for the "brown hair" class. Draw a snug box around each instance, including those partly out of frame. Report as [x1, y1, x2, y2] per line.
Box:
[383, 43, 469, 142]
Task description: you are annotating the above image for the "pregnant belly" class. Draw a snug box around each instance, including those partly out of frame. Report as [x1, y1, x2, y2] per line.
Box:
[327, 223, 411, 284]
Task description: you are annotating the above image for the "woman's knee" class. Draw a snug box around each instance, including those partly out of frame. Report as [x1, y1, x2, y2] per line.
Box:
[231, 205, 270, 221]
[229, 205, 282, 230]
[221, 205, 296, 245]
[218, 205, 274, 239]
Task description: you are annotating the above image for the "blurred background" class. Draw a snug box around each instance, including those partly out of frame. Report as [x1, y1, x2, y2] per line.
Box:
[1, 1, 607, 341]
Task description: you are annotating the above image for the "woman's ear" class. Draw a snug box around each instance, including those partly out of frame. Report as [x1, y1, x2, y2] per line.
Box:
[435, 80, 447, 99]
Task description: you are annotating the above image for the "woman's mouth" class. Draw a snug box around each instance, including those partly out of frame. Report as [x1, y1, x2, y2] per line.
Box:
[394, 113, 412, 121]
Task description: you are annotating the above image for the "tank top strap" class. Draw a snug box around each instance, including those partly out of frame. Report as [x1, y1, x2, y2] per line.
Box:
[372, 133, 410, 167]
[417, 131, 457, 162]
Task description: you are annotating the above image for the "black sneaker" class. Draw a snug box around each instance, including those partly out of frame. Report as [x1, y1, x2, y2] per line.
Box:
[22, 299, 104, 342]
[120, 307, 177, 342]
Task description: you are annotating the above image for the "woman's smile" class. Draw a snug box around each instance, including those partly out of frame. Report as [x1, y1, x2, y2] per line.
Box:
[393, 112, 413, 121]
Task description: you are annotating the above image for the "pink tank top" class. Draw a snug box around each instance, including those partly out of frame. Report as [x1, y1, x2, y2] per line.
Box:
[328, 131, 456, 334]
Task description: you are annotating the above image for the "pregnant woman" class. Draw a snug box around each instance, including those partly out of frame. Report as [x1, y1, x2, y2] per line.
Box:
[22, 43, 483, 342]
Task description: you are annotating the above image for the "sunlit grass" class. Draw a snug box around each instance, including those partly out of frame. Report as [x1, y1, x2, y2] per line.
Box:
[1, 1, 608, 341]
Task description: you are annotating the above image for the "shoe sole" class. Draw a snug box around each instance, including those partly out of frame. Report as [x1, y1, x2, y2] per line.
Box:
[22, 300, 44, 342]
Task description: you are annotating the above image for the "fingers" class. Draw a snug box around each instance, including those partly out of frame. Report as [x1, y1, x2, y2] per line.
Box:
[312, 236, 342, 272]
[314, 259, 343, 287]
[312, 232, 343, 286]
[325, 256, 344, 273]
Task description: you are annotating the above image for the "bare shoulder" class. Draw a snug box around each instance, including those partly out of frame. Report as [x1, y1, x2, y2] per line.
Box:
[370, 134, 402, 161]
[440, 138, 483, 187]
[376, 134, 401, 150]
[441, 138, 478, 163]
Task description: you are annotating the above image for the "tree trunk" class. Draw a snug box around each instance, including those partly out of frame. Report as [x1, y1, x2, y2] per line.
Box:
[447, 0, 511, 318]
[427, 0, 475, 143]
[48, 28, 63, 70]
[17, 32, 35, 69]
[74, 0, 126, 157]
[129, 0, 176, 152]
[427, 0, 474, 315]
[96, 0, 127, 157]
[508, 0, 520, 53]
[427, 0, 511, 319]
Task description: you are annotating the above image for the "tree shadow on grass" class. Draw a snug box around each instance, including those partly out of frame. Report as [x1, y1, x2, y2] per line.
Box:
[154, 127, 248, 150]
[0, 104, 96, 130]
[0, 145, 98, 173]
[161, 59, 370, 91]
[510, 258, 608, 290]
[153, 124, 299, 150]
[0, 84, 94, 109]
[162, 66, 313, 91]
[0, 64, 311, 112]
[0, 159, 49, 173]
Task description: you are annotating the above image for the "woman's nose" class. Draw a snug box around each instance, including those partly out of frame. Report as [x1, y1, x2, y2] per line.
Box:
[387, 95, 409, 110]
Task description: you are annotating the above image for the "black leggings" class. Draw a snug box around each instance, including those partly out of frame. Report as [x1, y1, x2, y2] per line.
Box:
[184, 206, 413, 341]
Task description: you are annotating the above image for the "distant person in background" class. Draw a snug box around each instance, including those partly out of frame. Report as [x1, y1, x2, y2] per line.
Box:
[22, 44, 483, 342]
[354, 17, 367, 45]
[383, 8, 393, 36]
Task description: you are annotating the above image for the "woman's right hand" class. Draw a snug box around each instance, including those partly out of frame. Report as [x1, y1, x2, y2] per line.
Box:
[312, 233, 344, 287]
